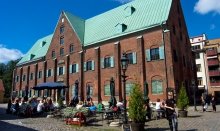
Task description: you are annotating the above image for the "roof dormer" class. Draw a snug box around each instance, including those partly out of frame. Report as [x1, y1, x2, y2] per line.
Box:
[41, 41, 46, 47]
[124, 6, 135, 17]
[115, 23, 127, 33]
[29, 54, 35, 60]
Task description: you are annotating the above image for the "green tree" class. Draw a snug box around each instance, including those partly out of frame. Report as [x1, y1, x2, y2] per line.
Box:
[177, 83, 189, 110]
[128, 83, 146, 122]
[0, 60, 19, 98]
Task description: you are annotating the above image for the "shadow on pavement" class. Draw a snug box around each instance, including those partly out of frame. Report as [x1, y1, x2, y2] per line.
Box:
[0, 121, 37, 131]
[144, 127, 170, 131]
[187, 115, 202, 118]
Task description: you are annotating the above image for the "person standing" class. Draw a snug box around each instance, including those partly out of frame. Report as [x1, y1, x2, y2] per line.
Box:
[211, 94, 216, 112]
[165, 93, 178, 131]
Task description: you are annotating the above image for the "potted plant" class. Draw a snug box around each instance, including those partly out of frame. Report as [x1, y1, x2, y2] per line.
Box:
[177, 83, 189, 117]
[128, 83, 146, 131]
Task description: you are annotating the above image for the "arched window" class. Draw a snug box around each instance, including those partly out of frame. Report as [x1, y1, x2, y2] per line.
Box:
[151, 76, 163, 94]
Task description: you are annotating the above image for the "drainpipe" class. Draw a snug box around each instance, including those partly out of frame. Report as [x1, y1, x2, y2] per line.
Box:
[161, 21, 170, 99]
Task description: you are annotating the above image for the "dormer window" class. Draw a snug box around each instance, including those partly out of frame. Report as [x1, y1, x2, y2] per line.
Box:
[41, 41, 46, 47]
[124, 6, 135, 17]
[30, 54, 35, 60]
[60, 26, 64, 34]
[115, 23, 127, 33]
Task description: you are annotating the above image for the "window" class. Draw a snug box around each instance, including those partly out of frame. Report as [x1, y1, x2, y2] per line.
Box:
[195, 53, 200, 59]
[38, 71, 42, 79]
[150, 48, 159, 60]
[180, 32, 183, 41]
[101, 57, 114, 68]
[152, 80, 163, 94]
[104, 57, 111, 68]
[16, 76, 19, 82]
[60, 26, 64, 34]
[52, 50, 55, 58]
[127, 52, 137, 64]
[104, 84, 110, 96]
[173, 50, 178, 62]
[84, 61, 94, 71]
[60, 37, 64, 45]
[30, 73, 34, 80]
[58, 66, 64, 75]
[69, 44, 74, 53]
[22, 75, 26, 81]
[126, 83, 134, 96]
[47, 69, 52, 77]
[197, 77, 203, 86]
[146, 46, 164, 61]
[60, 48, 64, 56]
[173, 25, 176, 35]
[178, 18, 182, 28]
[196, 64, 201, 72]
[192, 45, 201, 50]
[69, 64, 78, 73]
[183, 56, 186, 67]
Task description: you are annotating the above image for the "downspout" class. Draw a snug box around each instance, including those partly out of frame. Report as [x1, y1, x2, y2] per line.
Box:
[161, 21, 170, 99]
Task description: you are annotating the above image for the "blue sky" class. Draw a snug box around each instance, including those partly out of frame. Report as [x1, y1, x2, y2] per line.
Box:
[0, 0, 220, 63]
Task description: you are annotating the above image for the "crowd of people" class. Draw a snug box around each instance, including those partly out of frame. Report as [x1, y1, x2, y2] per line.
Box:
[6, 96, 55, 117]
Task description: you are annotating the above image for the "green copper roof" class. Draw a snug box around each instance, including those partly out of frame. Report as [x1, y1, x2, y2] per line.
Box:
[84, 0, 172, 46]
[64, 12, 85, 44]
[17, 34, 53, 65]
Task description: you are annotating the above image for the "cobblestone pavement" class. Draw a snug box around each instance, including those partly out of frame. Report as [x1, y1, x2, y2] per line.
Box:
[0, 104, 220, 131]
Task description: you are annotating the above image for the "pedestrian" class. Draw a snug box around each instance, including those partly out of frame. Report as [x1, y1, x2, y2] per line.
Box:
[165, 92, 178, 131]
[201, 95, 205, 112]
[211, 93, 216, 112]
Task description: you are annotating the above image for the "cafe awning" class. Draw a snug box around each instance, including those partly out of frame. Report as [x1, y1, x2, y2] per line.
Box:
[33, 82, 68, 90]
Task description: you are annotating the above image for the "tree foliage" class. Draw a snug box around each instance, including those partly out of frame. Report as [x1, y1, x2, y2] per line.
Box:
[177, 83, 189, 110]
[128, 83, 146, 123]
[0, 60, 19, 98]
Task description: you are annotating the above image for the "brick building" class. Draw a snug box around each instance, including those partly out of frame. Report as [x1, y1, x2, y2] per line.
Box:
[0, 79, 5, 103]
[13, 0, 197, 104]
[205, 38, 220, 101]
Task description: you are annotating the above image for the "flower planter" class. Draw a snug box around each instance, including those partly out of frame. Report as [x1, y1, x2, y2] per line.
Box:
[178, 110, 187, 117]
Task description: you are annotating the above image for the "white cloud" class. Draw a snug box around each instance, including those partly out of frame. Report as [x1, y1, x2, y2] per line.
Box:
[210, 24, 216, 30]
[113, 0, 133, 4]
[0, 44, 24, 63]
[194, 0, 220, 14]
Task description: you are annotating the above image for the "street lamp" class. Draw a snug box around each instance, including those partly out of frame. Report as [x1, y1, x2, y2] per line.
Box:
[121, 53, 129, 124]
[192, 80, 197, 111]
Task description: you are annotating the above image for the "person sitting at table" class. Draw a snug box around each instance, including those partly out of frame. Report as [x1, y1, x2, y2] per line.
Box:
[89, 102, 97, 115]
[37, 99, 44, 114]
[76, 101, 83, 110]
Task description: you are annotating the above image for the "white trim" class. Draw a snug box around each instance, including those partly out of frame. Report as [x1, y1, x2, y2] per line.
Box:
[94, 47, 100, 49]
[207, 56, 217, 59]
[114, 41, 120, 45]
[136, 35, 143, 39]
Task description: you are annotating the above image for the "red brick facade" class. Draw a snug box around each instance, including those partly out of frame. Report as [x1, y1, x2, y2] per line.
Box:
[13, 0, 197, 103]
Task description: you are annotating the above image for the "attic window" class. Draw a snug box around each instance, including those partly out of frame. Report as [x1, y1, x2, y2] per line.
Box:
[61, 18, 64, 23]
[115, 23, 127, 33]
[41, 41, 46, 47]
[124, 6, 135, 17]
[30, 54, 35, 60]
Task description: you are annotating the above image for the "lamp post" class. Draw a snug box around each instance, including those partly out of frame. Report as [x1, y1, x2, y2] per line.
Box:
[121, 53, 129, 124]
[192, 80, 197, 111]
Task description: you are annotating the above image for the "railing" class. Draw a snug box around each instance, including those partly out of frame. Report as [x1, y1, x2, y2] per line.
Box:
[207, 59, 219, 66]
[209, 70, 220, 76]
[207, 49, 217, 56]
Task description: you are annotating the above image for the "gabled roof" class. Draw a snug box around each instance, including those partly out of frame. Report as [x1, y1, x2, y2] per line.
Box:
[64, 12, 85, 44]
[84, 0, 172, 46]
[0, 79, 4, 92]
[17, 34, 53, 65]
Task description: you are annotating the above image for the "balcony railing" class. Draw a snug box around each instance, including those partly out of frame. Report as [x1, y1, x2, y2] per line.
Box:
[208, 59, 219, 66]
[210, 82, 220, 86]
[209, 70, 220, 76]
[207, 49, 217, 56]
